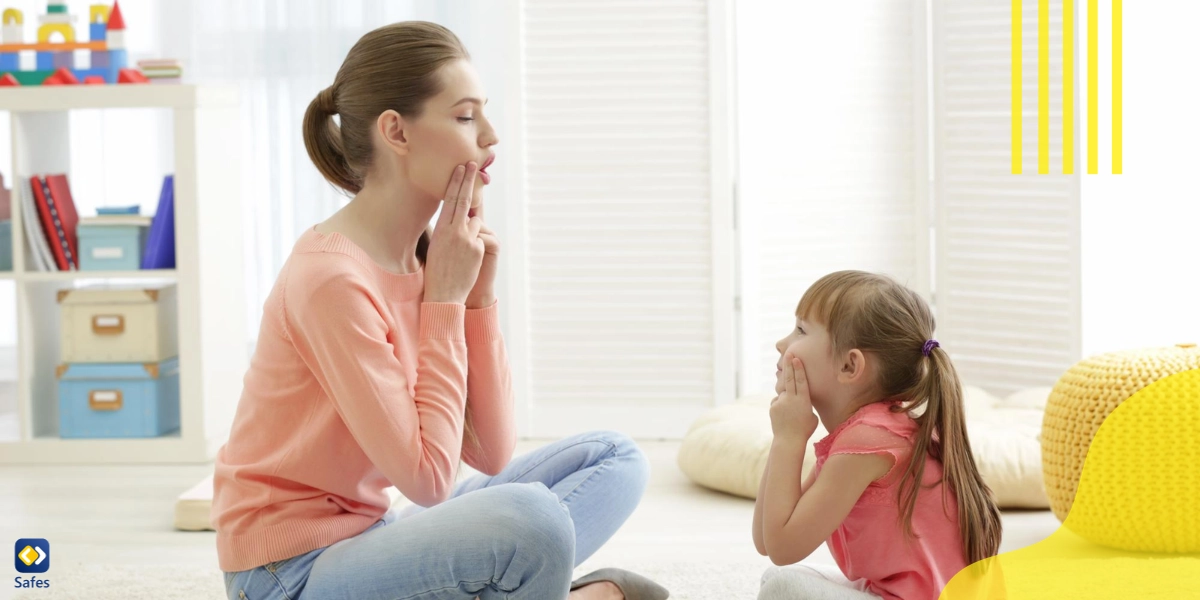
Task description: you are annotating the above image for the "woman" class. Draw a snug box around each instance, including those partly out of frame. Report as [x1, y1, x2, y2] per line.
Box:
[211, 21, 669, 600]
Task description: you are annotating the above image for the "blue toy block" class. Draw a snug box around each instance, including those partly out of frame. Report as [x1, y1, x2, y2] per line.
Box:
[36, 51, 54, 71]
[91, 50, 109, 69]
[0, 52, 16, 71]
[53, 51, 73, 70]
[90, 22, 107, 42]
[108, 48, 127, 70]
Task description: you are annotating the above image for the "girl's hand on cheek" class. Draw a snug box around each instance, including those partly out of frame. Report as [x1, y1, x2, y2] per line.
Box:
[770, 354, 819, 440]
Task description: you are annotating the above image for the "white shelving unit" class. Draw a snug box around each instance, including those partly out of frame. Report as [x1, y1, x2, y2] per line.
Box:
[0, 84, 248, 464]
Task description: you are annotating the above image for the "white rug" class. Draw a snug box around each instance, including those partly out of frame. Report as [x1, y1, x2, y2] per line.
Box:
[11, 559, 769, 600]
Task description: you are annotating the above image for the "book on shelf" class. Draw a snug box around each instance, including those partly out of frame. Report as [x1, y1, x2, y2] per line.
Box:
[25, 174, 83, 271]
[42, 175, 81, 270]
[142, 175, 175, 270]
[22, 176, 57, 271]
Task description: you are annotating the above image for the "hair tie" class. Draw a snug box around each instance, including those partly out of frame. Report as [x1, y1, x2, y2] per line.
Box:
[319, 86, 338, 114]
[922, 339, 939, 357]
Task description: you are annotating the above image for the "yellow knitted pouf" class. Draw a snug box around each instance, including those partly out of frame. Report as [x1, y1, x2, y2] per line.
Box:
[1041, 343, 1200, 553]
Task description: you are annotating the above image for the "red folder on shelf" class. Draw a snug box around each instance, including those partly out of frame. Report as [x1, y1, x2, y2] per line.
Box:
[29, 174, 80, 271]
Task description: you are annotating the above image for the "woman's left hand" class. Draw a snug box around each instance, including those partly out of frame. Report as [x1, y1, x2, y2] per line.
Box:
[465, 202, 500, 309]
[770, 353, 819, 440]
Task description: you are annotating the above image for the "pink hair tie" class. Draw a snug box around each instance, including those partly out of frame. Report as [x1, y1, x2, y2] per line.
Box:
[922, 339, 939, 357]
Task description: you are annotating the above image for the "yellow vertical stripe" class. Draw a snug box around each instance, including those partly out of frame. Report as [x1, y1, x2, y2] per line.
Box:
[1088, 0, 1097, 174]
[1113, 0, 1122, 174]
[1064, 0, 1074, 174]
[1039, 0, 1049, 174]
[1013, 0, 1022, 174]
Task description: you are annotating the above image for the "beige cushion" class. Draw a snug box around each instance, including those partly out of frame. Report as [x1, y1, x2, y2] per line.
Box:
[174, 475, 215, 531]
[677, 386, 1051, 509]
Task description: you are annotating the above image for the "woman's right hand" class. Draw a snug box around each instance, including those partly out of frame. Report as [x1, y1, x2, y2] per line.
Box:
[424, 163, 486, 304]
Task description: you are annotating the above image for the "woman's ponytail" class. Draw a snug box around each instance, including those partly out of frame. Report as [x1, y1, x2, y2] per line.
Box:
[302, 86, 361, 195]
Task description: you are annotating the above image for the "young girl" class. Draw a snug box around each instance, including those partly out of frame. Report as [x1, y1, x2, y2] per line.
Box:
[211, 22, 669, 600]
[752, 271, 1002, 600]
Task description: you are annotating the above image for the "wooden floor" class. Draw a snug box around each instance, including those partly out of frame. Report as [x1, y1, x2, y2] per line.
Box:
[0, 440, 1061, 573]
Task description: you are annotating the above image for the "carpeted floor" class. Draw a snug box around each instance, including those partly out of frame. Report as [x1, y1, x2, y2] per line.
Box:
[2, 441, 1059, 600]
[11, 559, 771, 600]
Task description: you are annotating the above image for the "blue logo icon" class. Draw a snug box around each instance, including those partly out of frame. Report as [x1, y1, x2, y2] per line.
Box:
[15, 539, 49, 574]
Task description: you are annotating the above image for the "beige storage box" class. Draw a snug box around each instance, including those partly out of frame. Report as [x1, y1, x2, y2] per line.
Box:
[58, 283, 179, 363]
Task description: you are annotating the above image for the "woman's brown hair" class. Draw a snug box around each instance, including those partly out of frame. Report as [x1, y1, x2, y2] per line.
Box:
[302, 20, 470, 266]
[301, 21, 480, 453]
[797, 270, 1002, 565]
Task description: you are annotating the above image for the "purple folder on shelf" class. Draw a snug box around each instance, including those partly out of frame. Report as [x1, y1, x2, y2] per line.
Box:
[141, 175, 175, 270]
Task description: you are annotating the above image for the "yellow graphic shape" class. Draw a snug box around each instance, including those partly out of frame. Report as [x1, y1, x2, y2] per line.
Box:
[1042, 345, 1200, 533]
[941, 364, 1200, 598]
[3, 8, 22, 26]
[18, 545, 37, 567]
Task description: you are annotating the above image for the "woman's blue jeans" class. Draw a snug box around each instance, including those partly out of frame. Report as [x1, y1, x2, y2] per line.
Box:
[223, 430, 650, 599]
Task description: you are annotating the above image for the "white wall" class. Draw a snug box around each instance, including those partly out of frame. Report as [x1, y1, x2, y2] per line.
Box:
[1078, 0, 1200, 355]
[735, 0, 924, 396]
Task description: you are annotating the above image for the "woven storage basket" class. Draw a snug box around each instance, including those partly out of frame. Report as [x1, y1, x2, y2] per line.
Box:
[1041, 343, 1200, 552]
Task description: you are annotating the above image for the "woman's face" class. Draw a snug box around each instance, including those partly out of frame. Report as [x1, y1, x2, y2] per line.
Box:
[402, 59, 498, 214]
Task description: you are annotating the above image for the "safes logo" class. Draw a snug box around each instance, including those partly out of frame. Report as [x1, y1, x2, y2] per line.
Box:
[14, 539, 48, 573]
[14, 538, 51, 591]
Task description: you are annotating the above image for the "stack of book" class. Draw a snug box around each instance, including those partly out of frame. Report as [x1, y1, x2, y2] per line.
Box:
[137, 59, 183, 84]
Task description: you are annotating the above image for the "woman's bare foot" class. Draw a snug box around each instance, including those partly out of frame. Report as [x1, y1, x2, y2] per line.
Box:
[570, 581, 624, 600]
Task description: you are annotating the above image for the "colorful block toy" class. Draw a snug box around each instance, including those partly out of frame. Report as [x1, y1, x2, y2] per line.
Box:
[0, 1, 146, 86]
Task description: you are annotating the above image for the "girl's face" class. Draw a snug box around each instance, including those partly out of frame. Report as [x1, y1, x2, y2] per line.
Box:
[402, 59, 498, 213]
[775, 316, 841, 413]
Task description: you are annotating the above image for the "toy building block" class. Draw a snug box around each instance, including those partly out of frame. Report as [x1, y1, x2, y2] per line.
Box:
[42, 66, 79, 85]
[117, 67, 146, 83]
[2, 8, 21, 43]
[107, 47, 126, 69]
[52, 50, 72, 69]
[0, 72, 19, 86]
[89, 4, 109, 41]
[37, 22, 75, 43]
[105, 1, 124, 48]
[0, 1, 138, 87]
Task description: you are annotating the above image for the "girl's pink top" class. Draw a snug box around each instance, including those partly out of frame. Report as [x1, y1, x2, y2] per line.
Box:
[812, 401, 969, 600]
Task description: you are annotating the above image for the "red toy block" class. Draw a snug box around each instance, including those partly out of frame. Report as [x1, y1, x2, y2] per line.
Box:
[43, 67, 80, 85]
[84, 75, 106, 84]
[0, 73, 19, 86]
[117, 68, 148, 84]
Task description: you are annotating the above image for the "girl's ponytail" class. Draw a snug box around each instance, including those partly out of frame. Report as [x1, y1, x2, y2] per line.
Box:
[302, 86, 361, 195]
[902, 344, 1002, 565]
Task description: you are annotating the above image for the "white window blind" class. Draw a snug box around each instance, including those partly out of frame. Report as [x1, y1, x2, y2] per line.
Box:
[522, 0, 734, 437]
[736, 1, 925, 397]
[931, 0, 1081, 396]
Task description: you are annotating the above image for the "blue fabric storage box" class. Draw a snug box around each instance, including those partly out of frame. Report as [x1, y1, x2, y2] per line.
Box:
[0, 219, 11, 271]
[78, 224, 149, 271]
[58, 357, 180, 438]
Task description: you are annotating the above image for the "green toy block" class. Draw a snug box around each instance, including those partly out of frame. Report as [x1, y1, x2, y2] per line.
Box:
[7, 70, 57, 85]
